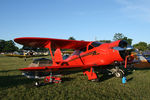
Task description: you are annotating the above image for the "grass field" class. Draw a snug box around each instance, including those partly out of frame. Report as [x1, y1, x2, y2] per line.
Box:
[0, 55, 150, 100]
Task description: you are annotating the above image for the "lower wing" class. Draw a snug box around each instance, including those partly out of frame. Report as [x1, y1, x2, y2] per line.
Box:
[19, 65, 99, 71]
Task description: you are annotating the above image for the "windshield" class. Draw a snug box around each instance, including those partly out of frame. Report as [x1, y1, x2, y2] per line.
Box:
[91, 42, 102, 47]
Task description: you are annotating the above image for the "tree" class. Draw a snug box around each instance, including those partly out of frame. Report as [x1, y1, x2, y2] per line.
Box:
[68, 36, 75, 40]
[1, 40, 18, 52]
[133, 42, 147, 51]
[113, 33, 124, 41]
[122, 37, 133, 45]
[99, 40, 111, 43]
[22, 46, 38, 51]
[0, 40, 5, 52]
[148, 44, 150, 50]
[37, 48, 48, 52]
[113, 33, 133, 45]
[21, 46, 49, 52]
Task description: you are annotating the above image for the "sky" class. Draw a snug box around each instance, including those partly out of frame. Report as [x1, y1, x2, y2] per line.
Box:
[0, 0, 150, 48]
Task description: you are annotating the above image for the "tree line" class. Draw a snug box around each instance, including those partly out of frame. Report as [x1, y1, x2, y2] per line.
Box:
[0, 33, 150, 53]
[0, 40, 18, 52]
[105, 33, 150, 51]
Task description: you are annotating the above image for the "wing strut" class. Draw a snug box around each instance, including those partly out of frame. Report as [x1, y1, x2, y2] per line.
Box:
[45, 42, 56, 65]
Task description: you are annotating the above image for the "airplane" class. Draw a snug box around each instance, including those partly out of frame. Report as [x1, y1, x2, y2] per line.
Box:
[132, 51, 150, 68]
[4, 51, 28, 58]
[5, 50, 48, 58]
[14, 37, 133, 86]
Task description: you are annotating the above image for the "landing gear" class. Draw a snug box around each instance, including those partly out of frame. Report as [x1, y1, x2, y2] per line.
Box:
[34, 73, 62, 87]
[34, 81, 46, 87]
[44, 76, 62, 83]
[108, 66, 124, 78]
[83, 67, 98, 81]
[114, 70, 123, 78]
[35, 81, 40, 86]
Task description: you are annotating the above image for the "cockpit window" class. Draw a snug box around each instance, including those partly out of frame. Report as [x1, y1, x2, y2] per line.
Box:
[88, 45, 94, 50]
[91, 42, 102, 47]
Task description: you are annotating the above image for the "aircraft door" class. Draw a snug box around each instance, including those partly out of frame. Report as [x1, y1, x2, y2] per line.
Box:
[80, 44, 99, 65]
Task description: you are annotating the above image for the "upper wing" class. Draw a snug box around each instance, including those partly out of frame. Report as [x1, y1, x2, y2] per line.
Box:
[14, 37, 90, 49]
[19, 65, 98, 71]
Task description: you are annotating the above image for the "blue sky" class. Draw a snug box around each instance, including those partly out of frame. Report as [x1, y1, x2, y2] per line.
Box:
[0, 0, 150, 48]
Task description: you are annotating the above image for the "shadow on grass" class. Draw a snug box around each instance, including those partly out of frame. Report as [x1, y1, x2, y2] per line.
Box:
[34, 77, 75, 87]
[0, 75, 35, 88]
[0, 74, 76, 88]
[127, 77, 133, 82]
[62, 77, 74, 82]
[98, 74, 113, 82]
[125, 70, 133, 76]
[134, 68, 150, 70]
[98, 69, 134, 82]
[0, 69, 18, 73]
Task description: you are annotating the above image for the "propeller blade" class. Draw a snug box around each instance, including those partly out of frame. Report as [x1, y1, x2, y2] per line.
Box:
[126, 46, 134, 50]
[113, 47, 126, 51]
[113, 46, 134, 51]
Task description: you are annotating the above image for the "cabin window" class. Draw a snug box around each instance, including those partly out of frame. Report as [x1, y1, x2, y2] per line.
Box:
[91, 42, 102, 47]
[88, 45, 94, 50]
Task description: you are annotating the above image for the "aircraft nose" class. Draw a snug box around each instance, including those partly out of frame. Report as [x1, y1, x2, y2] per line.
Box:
[113, 40, 134, 60]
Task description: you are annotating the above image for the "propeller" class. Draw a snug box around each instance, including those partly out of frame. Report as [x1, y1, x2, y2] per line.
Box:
[113, 45, 134, 51]
[113, 40, 134, 69]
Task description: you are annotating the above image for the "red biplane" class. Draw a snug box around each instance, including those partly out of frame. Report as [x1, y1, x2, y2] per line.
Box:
[14, 37, 133, 86]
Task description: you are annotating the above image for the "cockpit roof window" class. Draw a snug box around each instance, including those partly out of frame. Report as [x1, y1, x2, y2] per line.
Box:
[91, 42, 102, 47]
[80, 47, 86, 52]
[88, 45, 94, 50]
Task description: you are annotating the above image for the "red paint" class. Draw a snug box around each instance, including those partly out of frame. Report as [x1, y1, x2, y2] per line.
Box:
[125, 56, 128, 68]
[44, 76, 61, 83]
[15, 37, 127, 81]
[83, 67, 97, 80]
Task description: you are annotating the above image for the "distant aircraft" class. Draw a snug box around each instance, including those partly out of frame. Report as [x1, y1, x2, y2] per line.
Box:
[133, 53, 150, 68]
[14, 37, 133, 86]
[4, 51, 27, 58]
[5, 54, 27, 58]
[5, 50, 48, 58]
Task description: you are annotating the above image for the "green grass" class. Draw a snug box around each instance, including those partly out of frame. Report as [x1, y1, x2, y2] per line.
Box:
[0, 54, 150, 100]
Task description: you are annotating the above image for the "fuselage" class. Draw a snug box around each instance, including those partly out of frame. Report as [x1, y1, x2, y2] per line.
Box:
[21, 40, 129, 78]
[63, 40, 126, 67]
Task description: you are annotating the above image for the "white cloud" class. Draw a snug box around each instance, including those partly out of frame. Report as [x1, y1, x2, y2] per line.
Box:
[115, 0, 150, 22]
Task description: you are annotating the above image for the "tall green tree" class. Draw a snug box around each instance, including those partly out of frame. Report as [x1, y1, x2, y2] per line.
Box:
[22, 46, 37, 51]
[0, 40, 5, 52]
[133, 42, 147, 51]
[99, 40, 111, 43]
[148, 44, 150, 50]
[68, 36, 76, 40]
[113, 33, 133, 45]
[122, 37, 133, 45]
[113, 33, 124, 41]
[2, 40, 18, 52]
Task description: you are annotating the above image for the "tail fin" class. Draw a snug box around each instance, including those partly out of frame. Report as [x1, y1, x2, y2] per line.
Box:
[54, 48, 63, 64]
